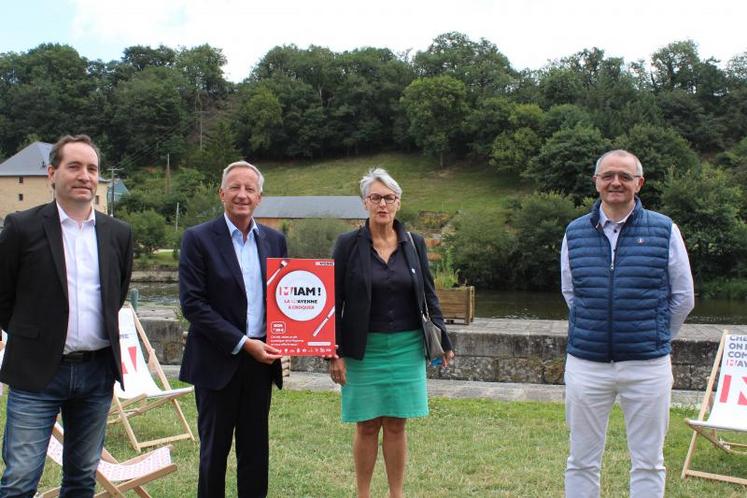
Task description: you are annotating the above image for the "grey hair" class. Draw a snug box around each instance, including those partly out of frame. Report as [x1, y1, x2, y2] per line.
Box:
[221, 161, 265, 192]
[594, 150, 643, 176]
[359, 168, 402, 198]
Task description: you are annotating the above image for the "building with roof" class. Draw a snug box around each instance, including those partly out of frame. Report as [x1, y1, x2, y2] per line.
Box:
[254, 196, 367, 230]
[0, 142, 109, 219]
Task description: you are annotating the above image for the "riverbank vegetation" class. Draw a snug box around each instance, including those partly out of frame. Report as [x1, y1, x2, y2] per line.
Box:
[15, 388, 747, 497]
[2, 34, 747, 296]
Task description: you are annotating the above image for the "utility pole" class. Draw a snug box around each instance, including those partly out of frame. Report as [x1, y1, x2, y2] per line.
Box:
[197, 91, 204, 150]
[165, 153, 171, 194]
[175, 202, 180, 233]
[108, 167, 123, 217]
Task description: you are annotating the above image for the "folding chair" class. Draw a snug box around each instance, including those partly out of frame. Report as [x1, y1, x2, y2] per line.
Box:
[39, 422, 177, 498]
[682, 331, 747, 486]
[109, 306, 195, 452]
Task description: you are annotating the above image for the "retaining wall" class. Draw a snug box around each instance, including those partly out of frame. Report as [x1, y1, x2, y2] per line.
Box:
[138, 309, 735, 391]
[290, 319, 738, 391]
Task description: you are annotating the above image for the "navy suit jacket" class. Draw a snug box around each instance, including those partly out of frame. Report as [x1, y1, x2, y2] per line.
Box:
[178, 215, 287, 390]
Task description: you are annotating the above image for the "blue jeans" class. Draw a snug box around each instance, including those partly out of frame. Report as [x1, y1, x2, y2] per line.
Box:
[0, 355, 114, 498]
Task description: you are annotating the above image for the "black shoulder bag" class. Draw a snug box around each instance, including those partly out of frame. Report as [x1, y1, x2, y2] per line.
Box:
[407, 232, 445, 361]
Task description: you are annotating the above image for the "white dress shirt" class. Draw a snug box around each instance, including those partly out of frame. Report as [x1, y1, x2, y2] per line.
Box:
[560, 205, 695, 338]
[224, 215, 265, 355]
[57, 203, 107, 353]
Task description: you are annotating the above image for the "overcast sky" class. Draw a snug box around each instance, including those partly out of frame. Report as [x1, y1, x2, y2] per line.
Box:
[3, 0, 746, 82]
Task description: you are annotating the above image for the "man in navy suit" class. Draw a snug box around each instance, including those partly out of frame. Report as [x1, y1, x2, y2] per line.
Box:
[179, 161, 286, 498]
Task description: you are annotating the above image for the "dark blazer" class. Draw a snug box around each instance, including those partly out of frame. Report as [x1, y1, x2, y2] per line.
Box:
[178, 215, 287, 390]
[332, 221, 452, 360]
[0, 201, 133, 392]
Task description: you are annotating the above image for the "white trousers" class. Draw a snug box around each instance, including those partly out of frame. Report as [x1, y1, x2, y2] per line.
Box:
[564, 354, 673, 498]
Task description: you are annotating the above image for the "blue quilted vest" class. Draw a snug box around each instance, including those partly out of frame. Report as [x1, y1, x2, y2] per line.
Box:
[565, 198, 672, 362]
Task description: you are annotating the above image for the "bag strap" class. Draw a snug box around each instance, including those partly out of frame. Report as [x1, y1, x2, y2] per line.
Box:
[407, 231, 431, 319]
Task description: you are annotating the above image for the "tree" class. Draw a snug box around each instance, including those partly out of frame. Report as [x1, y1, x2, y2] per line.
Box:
[175, 44, 229, 101]
[108, 66, 189, 169]
[651, 40, 702, 93]
[614, 124, 698, 208]
[0, 44, 96, 153]
[121, 209, 168, 256]
[659, 163, 747, 286]
[122, 45, 176, 71]
[463, 96, 514, 159]
[413, 32, 515, 100]
[240, 86, 283, 155]
[510, 192, 585, 289]
[537, 67, 584, 107]
[400, 75, 468, 167]
[490, 127, 542, 176]
[716, 136, 747, 192]
[240, 75, 331, 159]
[489, 103, 544, 174]
[656, 89, 724, 153]
[443, 214, 514, 288]
[542, 104, 593, 137]
[525, 124, 611, 203]
[181, 184, 222, 229]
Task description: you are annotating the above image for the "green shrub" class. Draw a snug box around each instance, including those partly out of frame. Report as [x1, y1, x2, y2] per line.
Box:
[431, 248, 460, 288]
[509, 192, 586, 289]
[443, 214, 514, 288]
[286, 218, 353, 258]
[120, 209, 168, 257]
[701, 278, 747, 300]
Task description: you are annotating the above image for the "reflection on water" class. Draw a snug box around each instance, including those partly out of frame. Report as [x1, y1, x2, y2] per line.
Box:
[476, 290, 747, 325]
[132, 284, 747, 325]
[135, 283, 180, 306]
[475, 290, 569, 320]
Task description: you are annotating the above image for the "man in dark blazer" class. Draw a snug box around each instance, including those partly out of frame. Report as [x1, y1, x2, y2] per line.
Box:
[179, 161, 286, 498]
[0, 134, 133, 496]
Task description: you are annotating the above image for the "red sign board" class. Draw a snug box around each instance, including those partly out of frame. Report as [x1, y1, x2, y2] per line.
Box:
[266, 258, 336, 356]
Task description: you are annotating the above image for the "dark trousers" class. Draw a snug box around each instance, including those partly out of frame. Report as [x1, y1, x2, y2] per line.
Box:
[195, 353, 274, 498]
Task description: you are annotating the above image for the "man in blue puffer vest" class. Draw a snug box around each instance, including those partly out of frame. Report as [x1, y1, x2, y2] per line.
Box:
[560, 149, 695, 497]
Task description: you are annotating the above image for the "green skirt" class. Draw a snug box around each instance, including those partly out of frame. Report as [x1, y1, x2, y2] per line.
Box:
[341, 329, 428, 423]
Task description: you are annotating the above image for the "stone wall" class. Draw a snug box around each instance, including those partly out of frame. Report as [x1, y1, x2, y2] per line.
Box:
[136, 308, 736, 391]
[290, 318, 738, 391]
[137, 306, 185, 365]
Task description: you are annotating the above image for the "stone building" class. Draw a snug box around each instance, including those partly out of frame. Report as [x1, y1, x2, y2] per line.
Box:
[0, 142, 109, 220]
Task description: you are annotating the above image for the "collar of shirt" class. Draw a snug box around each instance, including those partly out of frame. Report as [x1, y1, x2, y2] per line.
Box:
[363, 218, 408, 245]
[56, 202, 96, 227]
[596, 205, 635, 230]
[224, 214, 258, 243]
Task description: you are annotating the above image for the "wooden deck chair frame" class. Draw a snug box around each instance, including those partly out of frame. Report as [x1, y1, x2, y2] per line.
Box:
[682, 330, 747, 486]
[39, 423, 177, 498]
[109, 305, 195, 452]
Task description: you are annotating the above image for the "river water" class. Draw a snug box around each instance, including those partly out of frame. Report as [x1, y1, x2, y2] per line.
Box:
[134, 284, 747, 325]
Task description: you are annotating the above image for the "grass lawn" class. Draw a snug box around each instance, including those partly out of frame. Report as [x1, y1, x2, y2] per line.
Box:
[261, 152, 533, 225]
[4, 386, 747, 497]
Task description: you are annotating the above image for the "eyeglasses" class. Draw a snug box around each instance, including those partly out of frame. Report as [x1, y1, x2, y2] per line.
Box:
[367, 193, 398, 205]
[595, 172, 642, 183]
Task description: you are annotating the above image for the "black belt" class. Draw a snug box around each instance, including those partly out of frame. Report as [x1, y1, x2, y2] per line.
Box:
[61, 347, 111, 363]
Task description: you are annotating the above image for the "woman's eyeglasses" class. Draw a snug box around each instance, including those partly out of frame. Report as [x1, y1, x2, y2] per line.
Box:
[367, 194, 398, 205]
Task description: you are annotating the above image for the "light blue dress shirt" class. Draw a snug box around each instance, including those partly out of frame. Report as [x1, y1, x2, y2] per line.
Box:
[224, 214, 265, 354]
